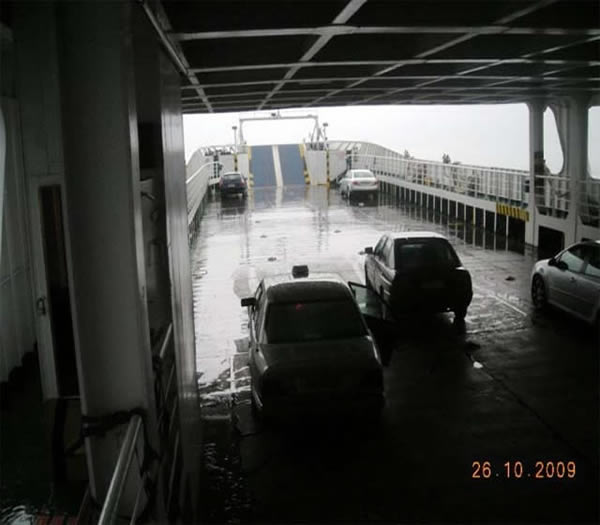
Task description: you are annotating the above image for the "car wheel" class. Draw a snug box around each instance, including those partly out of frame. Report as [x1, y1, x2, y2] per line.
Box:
[531, 275, 548, 311]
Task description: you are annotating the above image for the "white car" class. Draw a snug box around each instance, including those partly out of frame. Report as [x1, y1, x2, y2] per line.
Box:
[340, 169, 379, 200]
[531, 240, 600, 328]
[241, 266, 391, 422]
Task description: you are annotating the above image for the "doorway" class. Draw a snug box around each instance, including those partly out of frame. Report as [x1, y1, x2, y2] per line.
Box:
[35, 184, 78, 397]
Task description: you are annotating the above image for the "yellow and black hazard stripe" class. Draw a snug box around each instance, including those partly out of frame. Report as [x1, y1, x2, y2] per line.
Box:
[496, 203, 529, 222]
[247, 146, 254, 188]
[299, 144, 310, 184]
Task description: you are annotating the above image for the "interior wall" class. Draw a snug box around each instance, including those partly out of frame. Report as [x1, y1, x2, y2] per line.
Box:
[0, 99, 35, 384]
[159, 50, 201, 520]
[305, 150, 327, 185]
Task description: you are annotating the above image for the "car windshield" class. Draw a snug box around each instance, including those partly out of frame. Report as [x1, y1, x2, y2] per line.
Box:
[395, 238, 461, 270]
[265, 300, 367, 343]
[223, 174, 242, 181]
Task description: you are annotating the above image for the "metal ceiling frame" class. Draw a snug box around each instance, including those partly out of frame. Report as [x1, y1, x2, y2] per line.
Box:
[155, 0, 600, 113]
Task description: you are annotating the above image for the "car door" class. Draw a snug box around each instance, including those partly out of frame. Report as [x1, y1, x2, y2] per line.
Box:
[547, 245, 586, 315]
[348, 282, 399, 365]
[577, 245, 600, 321]
[248, 283, 265, 373]
[366, 235, 386, 288]
[376, 237, 395, 301]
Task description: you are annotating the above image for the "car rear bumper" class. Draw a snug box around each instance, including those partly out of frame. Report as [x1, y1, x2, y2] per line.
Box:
[256, 389, 384, 421]
[220, 186, 247, 196]
[390, 289, 472, 316]
[349, 185, 378, 193]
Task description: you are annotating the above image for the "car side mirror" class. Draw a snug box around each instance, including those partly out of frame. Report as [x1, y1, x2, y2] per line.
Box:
[364, 247, 373, 255]
[241, 297, 256, 307]
[548, 257, 556, 266]
[556, 260, 568, 271]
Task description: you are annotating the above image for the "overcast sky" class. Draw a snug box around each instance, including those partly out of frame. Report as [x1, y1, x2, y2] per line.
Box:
[183, 104, 599, 176]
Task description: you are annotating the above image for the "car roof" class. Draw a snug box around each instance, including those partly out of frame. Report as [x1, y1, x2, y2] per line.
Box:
[572, 239, 600, 248]
[387, 231, 448, 241]
[222, 171, 242, 176]
[263, 275, 353, 304]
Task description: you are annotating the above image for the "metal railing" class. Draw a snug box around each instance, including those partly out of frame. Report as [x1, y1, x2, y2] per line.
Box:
[98, 415, 144, 525]
[351, 153, 529, 204]
[187, 164, 212, 226]
[98, 322, 178, 524]
[580, 178, 600, 227]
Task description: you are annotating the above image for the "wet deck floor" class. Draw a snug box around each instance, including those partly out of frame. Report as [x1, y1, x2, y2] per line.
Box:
[191, 186, 598, 523]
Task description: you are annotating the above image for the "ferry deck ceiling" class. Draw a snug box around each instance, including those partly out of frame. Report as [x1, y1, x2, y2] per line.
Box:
[154, 0, 600, 114]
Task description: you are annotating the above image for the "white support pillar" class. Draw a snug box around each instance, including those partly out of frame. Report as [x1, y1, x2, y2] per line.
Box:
[526, 100, 544, 247]
[0, 107, 5, 256]
[564, 95, 589, 245]
[57, 1, 157, 505]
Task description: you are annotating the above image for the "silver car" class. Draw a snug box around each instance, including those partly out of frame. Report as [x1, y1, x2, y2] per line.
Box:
[531, 240, 600, 328]
[340, 169, 379, 200]
[241, 267, 389, 421]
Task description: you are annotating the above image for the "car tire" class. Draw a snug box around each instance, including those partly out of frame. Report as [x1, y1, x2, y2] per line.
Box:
[531, 275, 548, 311]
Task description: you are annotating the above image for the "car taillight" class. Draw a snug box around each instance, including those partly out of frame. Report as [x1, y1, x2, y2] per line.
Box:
[262, 379, 289, 397]
[361, 369, 383, 390]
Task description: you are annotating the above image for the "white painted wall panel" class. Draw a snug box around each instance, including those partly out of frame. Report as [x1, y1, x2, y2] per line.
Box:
[305, 150, 326, 185]
[0, 99, 35, 382]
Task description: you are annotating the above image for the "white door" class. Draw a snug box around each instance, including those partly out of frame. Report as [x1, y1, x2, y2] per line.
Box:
[29, 177, 78, 398]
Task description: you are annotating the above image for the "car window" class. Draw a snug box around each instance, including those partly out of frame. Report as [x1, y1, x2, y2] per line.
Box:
[395, 239, 461, 270]
[254, 283, 266, 332]
[374, 236, 386, 258]
[558, 245, 586, 273]
[383, 238, 394, 267]
[265, 300, 367, 343]
[223, 173, 242, 181]
[582, 245, 600, 278]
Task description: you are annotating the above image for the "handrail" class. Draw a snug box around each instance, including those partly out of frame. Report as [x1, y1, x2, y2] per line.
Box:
[98, 414, 143, 524]
[158, 323, 173, 362]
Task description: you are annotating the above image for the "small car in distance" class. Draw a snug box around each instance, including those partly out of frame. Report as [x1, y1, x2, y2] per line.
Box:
[364, 232, 472, 321]
[531, 240, 600, 329]
[240, 267, 388, 422]
[219, 171, 247, 198]
[340, 169, 378, 201]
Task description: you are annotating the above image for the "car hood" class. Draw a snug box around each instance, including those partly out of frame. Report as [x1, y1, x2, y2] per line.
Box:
[258, 336, 380, 369]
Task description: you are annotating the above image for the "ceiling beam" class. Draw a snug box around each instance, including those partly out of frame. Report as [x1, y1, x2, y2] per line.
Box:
[257, 0, 368, 110]
[318, 0, 564, 106]
[141, 0, 213, 111]
[173, 25, 600, 41]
